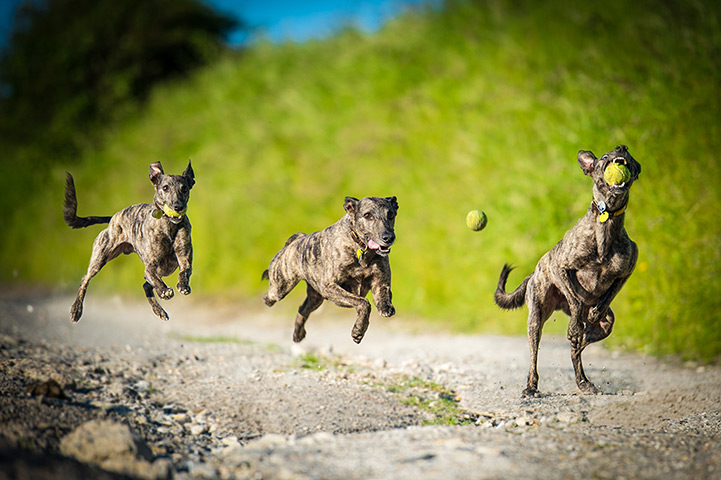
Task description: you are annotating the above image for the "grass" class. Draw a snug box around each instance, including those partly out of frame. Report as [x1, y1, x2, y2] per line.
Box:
[377, 375, 477, 426]
[1, 0, 720, 360]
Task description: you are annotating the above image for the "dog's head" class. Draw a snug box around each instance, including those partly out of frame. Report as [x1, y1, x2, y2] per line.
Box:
[578, 145, 640, 210]
[344, 196, 398, 257]
[149, 160, 195, 224]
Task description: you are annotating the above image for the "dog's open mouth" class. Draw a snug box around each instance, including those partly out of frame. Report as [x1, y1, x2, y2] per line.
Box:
[604, 157, 631, 190]
[162, 204, 186, 223]
[367, 239, 392, 256]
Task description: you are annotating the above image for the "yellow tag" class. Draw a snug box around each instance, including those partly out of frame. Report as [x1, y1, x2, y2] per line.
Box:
[599, 211, 609, 223]
[152, 209, 163, 219]
[356, 249, 363, 260]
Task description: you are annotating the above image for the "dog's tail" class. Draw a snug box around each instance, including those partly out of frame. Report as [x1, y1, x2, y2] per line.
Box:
[494, 264, 530, 310]
[63, 173, 112, 229]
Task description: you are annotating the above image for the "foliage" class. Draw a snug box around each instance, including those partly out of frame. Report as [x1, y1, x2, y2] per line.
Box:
[0, 0, 240, 155]
[1, 0, 720, 360]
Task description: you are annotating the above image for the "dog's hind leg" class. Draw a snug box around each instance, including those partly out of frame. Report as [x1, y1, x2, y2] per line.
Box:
[262, 267, 299, 307]
[293, 285, 324, 343]
[143, 281, 169, 321]
[523, 282, 552, 397]
[70, 230, 120, 322]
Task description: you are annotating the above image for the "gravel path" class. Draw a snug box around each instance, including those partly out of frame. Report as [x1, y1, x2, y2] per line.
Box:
[1, 291, 719, 479]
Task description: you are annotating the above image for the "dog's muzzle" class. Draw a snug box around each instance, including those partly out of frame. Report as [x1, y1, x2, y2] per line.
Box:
[367, 238, 392, 256]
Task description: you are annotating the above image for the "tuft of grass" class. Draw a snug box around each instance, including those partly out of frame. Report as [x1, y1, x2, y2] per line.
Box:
[378, 375, 477, 426]
[1, 0, 720, 361]
[295, 353, 352, 371]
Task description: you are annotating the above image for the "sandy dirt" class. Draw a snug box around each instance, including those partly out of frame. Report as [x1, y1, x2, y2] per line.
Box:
[1, 290, 720, 479]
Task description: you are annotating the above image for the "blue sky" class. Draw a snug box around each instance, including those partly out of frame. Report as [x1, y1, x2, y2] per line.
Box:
[0, 0, 427, 48]
[208, 0, 426, 44]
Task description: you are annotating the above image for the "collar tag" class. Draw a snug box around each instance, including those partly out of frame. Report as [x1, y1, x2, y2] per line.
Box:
[599, 211, 610, 223]
[596, 201, 607, 213]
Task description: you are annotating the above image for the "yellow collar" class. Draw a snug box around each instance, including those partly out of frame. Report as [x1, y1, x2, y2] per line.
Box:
[592, 199, 627, 223]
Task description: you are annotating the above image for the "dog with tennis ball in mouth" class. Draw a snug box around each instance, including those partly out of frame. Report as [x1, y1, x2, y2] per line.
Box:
[495, 145, 641, 396]
[263, 196, 398, 344]
[64, 161, 195, 322]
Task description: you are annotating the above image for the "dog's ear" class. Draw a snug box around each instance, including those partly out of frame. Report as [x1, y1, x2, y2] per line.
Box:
[577, 150, 596, 176]
[386, 196, 399, 212]
[344, 196, 359, 215]
[149, 162, 164, 185]
[183, 160, 196, 188]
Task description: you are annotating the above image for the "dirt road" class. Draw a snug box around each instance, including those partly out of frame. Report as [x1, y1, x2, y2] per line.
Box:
[1, 291, 719, 479]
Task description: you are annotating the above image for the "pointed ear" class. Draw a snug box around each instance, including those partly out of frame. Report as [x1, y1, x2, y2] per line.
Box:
[577, 150, 596, 176]
[386, 196, 399, 212]
[149, 162, 164, 185]
[183, 160, 195, 188]
[344, 196, 359, 214]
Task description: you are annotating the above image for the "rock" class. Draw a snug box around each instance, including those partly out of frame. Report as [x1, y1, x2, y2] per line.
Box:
[27, 379, 66, 399]
[59, 420, 168, 479]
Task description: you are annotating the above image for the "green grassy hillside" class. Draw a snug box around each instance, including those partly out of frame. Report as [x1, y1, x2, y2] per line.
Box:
[2, 0, 720, 360]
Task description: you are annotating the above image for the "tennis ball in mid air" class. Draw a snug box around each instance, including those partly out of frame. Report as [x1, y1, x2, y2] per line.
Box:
[466, 210, 487, 231]
[603, 162, 631, 186]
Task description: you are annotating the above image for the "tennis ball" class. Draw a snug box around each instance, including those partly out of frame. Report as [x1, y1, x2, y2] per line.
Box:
[604, 163, 631, 186]
[162, 204, 186, 218]
[466, 209, 487, 231]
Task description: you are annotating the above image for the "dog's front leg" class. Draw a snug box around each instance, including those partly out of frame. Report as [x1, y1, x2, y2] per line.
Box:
[144, 264, 174, 300]
[588, 276, 629, 324]
[370, 266, 395, 318]
[174, 229, 193, 295]
[323, 284, 372, 344]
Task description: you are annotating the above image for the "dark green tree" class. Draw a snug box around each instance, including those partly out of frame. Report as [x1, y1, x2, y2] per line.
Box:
[0, 0, 240, 154]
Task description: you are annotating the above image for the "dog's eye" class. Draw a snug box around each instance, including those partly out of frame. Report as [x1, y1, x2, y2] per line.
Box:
[180, 185, 187, 193]
[363, 212, 374, 220]
[162, 185, 169, 192]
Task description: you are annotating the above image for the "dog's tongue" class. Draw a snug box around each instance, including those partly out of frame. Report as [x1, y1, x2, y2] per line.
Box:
[367, 239, 381, 250]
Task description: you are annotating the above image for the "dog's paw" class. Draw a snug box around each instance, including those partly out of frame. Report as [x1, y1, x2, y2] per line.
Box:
[293, 326, 307, 343]
[177, 283, 191, 295]
[351, 325, 368, 344]
[521, 387, 541, 398]
[588, 305, 605, 324]
[578, 380, 600, 395]
[262, 294, 276, 307]
[158, 287, 174, 300]
[70, 301, 83, 323]
[378, 304, 395, 317]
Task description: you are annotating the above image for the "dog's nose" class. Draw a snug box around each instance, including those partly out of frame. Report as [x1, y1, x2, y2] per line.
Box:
[381, 232, 395, 245]
[173, 202, 185, 211]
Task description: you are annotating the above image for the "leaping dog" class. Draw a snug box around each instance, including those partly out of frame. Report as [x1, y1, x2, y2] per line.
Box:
[495, 145, 640, 396]
[64, 161, 195, 322]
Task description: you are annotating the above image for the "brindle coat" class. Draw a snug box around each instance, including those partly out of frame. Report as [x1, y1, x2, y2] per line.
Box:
[263, 196, 398, 344]
[64, 161, 195, 322]
[495, 145, 641, 396]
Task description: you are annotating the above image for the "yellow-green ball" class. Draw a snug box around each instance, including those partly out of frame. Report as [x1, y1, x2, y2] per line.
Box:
[466, 210, 487, 231]
[604, 163, 631, 186]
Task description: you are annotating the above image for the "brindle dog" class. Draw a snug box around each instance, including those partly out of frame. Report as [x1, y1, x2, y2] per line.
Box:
[263, 196, 398, 344]
[495, 145, 640, 397]
[64, 161, 195, 322]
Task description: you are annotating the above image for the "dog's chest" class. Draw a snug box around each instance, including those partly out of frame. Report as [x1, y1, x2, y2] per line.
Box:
[577, 245, 633, 293]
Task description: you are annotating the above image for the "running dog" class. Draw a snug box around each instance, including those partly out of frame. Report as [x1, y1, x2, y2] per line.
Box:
[262, 196, 398, 344]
